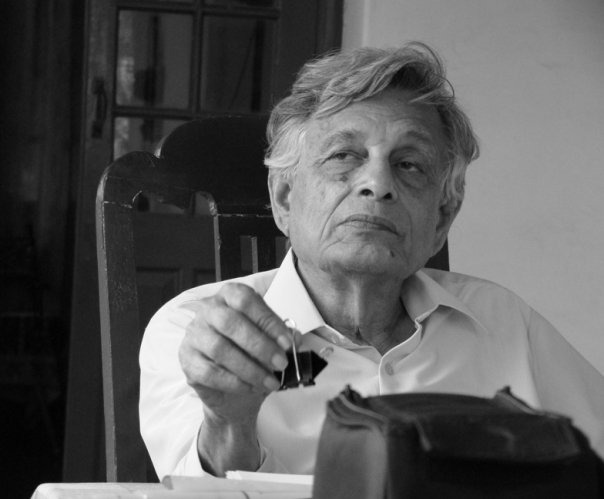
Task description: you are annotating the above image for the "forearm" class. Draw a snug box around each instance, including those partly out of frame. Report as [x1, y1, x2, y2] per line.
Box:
[197, 412, 261, 477]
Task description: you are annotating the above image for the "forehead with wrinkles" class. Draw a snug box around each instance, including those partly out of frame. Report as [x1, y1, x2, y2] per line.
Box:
[303, 90, 448, 167]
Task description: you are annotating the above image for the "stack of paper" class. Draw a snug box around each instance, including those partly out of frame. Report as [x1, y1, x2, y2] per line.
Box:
[135, 472, 313, 499]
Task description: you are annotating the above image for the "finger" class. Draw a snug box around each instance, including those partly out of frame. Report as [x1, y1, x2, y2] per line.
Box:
[180, 340, 279, 394]
[217, 283, 293, 351]
[199, 329, 282, 392]
[180, 341, 247, 393]
[200, 303, 289, 373]
[183, 315, 283, 390]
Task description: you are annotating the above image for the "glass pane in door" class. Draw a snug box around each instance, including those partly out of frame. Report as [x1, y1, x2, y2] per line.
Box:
[116, 10, 193, 109]
[200, 16, 274, 113]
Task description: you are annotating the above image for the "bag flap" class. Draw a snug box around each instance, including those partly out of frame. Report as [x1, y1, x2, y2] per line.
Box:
[415, 413, 581, 464]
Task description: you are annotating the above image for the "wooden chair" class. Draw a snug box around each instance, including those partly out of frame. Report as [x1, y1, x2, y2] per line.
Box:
[96, 114, 288, 481]
[96, 114, 449, 482]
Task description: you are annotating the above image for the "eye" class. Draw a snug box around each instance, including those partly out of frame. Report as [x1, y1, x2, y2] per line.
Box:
[393, 160, 421, 173]
[328, 151, 357, 161]
[322, 150, 363, 170]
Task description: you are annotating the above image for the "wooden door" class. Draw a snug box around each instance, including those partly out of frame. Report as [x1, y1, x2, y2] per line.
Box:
[65, 0, 342, 481]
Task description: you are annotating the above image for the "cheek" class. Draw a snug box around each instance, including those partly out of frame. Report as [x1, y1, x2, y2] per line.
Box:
[289, 181, 322, 228]
[292, 175, 329, 212]
[406, 197, 441, 234]
[290, 180, 344, 236]
[420, 205, 439, 230]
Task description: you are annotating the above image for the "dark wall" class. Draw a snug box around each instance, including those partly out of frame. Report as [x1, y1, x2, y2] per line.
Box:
[0, 0, 82, 315]
[0, 1, 84, 497]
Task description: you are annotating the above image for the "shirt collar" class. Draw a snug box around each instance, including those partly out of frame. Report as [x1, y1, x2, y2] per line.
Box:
[263, 250, 487, 336]
[263, 250, 327, 335]
[401, 270, 483, 326]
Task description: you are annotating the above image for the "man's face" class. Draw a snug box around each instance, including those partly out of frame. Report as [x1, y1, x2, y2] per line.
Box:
[270, 88, 457, 280]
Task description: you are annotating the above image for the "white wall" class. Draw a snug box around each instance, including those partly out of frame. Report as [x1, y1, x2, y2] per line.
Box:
[342, 0, 604, 373]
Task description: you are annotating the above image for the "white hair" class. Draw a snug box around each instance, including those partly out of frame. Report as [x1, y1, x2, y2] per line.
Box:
[264, 42, 479, 210]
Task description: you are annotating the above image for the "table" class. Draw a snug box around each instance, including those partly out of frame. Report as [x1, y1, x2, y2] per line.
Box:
[31, 479, 312, 499]
[31, 483, 166, 499]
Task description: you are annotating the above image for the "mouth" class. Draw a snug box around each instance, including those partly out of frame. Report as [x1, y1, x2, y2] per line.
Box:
[340, 215, 398, 234]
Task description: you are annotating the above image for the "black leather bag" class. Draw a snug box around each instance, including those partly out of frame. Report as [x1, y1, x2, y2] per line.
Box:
[312, 386, 604, 498]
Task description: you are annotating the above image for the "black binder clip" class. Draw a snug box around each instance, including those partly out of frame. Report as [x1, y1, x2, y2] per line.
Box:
[274, 319, 327, 390]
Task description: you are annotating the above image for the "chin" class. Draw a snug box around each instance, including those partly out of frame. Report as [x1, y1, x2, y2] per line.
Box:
[326, 245, 407, 277]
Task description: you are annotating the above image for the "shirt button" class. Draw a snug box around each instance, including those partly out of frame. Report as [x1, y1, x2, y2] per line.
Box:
[384, 363, 394, 376]
[319, 346, 334, 359]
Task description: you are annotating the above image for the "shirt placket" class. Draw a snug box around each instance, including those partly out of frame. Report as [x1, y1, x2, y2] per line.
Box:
[378, 308, 437, 393]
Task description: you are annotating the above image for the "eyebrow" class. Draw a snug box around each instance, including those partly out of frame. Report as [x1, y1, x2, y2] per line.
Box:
[317, 124, 442, 164]
[402, 128, 438, 148]
[319, 129, 363, 153]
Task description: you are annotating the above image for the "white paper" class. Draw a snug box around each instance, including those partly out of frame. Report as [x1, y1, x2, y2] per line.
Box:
[160, 474, 312, 499]
[137, 492, 308, 499]
[225, 471, 313, 486]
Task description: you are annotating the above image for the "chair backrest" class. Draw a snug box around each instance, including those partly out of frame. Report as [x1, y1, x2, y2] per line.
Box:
[96, 115, 287, 481]
[95, 114, 449, 482]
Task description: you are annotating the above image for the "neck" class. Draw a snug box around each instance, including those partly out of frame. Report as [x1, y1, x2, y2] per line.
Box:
[296, 260, 415, 355]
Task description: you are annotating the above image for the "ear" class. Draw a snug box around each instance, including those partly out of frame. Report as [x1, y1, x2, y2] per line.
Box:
[432, 197, 461, 256]
[267, 169, 293, 237]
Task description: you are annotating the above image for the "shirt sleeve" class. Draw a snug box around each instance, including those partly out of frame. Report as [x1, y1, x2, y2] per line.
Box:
[139, 275, 281, 479]
[528, 309, 604, 458]
[139, 293, 209, 479]
[170, 430, 289, 477]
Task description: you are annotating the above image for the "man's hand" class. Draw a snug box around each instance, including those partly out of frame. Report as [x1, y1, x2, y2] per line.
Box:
[178, 282, 293, 475]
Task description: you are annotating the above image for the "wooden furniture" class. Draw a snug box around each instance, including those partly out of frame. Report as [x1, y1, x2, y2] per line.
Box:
[96, 115, 287, 482]
[96, 114, 449, 482]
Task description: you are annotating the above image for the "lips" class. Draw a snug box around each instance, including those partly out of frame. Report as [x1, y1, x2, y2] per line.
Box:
[340, 214, 398, 234]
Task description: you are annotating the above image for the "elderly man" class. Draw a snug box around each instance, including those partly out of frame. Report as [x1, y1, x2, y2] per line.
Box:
[140, 42, 604, 479]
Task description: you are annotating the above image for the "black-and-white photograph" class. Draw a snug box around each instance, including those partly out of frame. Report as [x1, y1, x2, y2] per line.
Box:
[1, 1, 602, 498]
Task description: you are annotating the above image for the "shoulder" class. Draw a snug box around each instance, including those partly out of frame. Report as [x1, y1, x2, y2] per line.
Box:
[176, 268, 279, 303]
[145, 268, 279, 333]
[421, 267, 525, 301]
[420, 267, 533, 326]
[424, 266, 508, 288]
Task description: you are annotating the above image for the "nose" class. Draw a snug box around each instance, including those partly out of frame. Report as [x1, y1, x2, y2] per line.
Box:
[356, 158, 397, 201]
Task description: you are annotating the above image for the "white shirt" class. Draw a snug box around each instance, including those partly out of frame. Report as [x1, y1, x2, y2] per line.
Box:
[140, 251, 604, 479]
